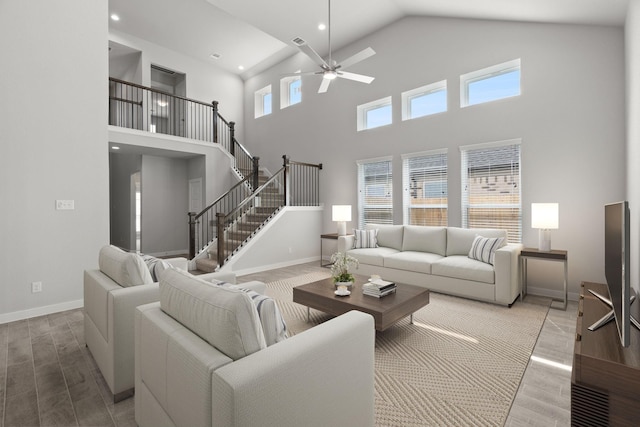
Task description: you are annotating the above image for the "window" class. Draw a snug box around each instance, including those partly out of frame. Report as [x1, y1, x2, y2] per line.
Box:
[254, 85, 272, 118]
[402, 149, 447, 226]
[461, 59, 521, 107]
[357, 96, 392, 131]
[280, 74, 301, 109]
[401, 81, 447, 121]
[357, 157, 393, 228]
[460, 139, 521, 243]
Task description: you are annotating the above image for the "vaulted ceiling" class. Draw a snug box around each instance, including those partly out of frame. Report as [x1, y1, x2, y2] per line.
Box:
[108, 0, 629, 79]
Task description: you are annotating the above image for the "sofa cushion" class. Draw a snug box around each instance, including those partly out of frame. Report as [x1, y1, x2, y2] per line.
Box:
[347, 247, 400, 267]
[383, 251, 444, 274]
[98, 245, 153, 287]
[402, 225, 447, 256]
[446, 227, 508, 256]
[468, 235, 505, 265]
[366, 224, 404, 251]
[353, 229, 378, 249]
[141, 254, 173, 281]
[159, 268, 266, 360]
[432, 256, 495, 284]
[210, 280, 288, 347]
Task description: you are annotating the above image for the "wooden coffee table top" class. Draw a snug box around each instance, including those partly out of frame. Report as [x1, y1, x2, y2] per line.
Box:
[292, 274, 430, 331]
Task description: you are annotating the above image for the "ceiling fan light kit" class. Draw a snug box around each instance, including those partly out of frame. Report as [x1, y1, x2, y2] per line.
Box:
[291, 0, 376, 93]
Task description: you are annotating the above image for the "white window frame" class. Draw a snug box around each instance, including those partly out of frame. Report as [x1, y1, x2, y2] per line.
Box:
[357, 96, 392, 131]
[280, 73, 301, 109]
[401, 80, 447, 121]
[402, 149, 448, 226]
[460, 59, 521, 108]
[357, 156, 393, 228]
[460, 138, 522, 243]
[254, 85, 272, 118]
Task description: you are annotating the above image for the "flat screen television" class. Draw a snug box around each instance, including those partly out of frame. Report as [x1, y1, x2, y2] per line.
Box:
[588, 201, 633, 347]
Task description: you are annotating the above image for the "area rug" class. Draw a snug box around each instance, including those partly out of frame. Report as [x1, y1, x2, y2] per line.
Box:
[265, 272, 550, 427]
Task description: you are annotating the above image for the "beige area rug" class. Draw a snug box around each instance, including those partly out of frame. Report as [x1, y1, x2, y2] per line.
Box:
[265, 272, 550, 427]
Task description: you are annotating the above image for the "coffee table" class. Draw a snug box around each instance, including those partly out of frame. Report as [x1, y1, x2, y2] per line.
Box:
[292, 275, 430, 331]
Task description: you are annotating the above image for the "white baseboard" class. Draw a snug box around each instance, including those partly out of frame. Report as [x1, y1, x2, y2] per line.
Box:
[233, 256, 321, 277]
[0, 299, 84, 325]
[526, 285, 579, 302]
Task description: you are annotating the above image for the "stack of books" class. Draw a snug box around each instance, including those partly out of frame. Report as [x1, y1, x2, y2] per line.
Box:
[363, 278, 397, 298]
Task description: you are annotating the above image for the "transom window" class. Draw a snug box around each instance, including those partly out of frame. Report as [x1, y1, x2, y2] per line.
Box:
[254, 85, 272, 118]
[357, 97, 392, 131]
[461, 59, 521, 107]
[460, 139, 522, 243]
[402, 149, 448, 226]
[357, 157, 393, 227]
[280, 75, 301, 109]
[401, 81, 447, 121]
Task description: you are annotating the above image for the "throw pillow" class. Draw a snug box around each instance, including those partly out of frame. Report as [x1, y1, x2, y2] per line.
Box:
[468, 235, 505, 266]
[210, 280, 288, 346]
[353, 228, 378, 249]
[141, 254, 172, 282]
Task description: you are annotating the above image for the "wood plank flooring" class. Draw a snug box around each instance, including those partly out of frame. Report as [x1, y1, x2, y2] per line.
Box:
[1, 261, 576, 426]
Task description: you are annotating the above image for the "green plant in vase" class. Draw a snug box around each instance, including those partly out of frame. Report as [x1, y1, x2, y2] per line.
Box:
[330, 252, 359, 285]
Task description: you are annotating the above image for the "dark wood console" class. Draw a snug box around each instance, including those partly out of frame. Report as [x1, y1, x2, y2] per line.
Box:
[572, 282, 640, 426]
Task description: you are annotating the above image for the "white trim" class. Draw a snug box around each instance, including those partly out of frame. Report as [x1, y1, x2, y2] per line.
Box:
[459, 137, 522, 152]
[401, 80, 447, 121]
[401, 148, 448, 160]
[460, 58, 521, 107]
[280, 73, 301, 109]
[356, 155, 393, 166]
[357, 96, 392, 131]
[0, 299, 84, 325]
[254, 84, 272, 118]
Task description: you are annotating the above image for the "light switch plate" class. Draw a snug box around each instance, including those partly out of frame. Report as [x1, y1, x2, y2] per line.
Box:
[56, 200, 75, 210]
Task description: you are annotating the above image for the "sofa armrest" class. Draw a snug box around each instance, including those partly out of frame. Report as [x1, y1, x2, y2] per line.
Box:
[164, 257, 188, 271]
[494, 243, 523, 305]
[197, 271, 237, 284]
[338, 235, 355, 253]
[212, 310, 375, 427]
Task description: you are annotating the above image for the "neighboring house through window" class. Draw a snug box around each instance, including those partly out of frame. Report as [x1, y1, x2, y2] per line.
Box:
[357, 157, 393, 228]
[402, 149, 448, 226]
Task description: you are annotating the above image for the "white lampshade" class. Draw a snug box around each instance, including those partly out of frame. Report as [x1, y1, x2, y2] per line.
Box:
[332, 205, 351, 236]
[531, 203, 559, 229]
[532, 203, 559, 252]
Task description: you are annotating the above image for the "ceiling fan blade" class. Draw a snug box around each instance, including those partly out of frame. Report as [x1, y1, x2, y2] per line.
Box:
[337, 71, 375, 84]
[318, 78, 332, 93]
[338, 47, 376, 70]
[297, 43, 329, 69]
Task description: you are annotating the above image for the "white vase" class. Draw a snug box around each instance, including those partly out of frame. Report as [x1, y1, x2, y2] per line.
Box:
[335, 281, 353, 289]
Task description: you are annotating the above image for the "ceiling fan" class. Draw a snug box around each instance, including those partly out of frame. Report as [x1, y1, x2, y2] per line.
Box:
[287, 0, 376, 93]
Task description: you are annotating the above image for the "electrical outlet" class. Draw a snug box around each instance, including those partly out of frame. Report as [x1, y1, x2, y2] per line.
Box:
[32, 281, 42, 293]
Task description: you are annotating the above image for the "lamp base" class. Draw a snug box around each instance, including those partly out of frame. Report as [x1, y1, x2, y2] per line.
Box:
[538, 229, 551, 252]
[337, 221, 347, 236]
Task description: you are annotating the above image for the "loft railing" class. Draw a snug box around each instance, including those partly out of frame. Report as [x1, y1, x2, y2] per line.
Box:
[108, 77, 256, 180]
[214, 155, 322, 268]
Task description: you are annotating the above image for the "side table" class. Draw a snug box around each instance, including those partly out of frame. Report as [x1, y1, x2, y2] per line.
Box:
[320, 233, 341, 267]
[520, 248, 568, 310]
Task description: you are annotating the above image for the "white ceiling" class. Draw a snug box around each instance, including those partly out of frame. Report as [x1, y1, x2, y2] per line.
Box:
[108, 0, 629, 79]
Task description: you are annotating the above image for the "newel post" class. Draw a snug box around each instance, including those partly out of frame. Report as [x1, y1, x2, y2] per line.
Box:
[229, 121, 236, 156]
[216, 212, 225, 268]
[252, 156, 260, 191]
[212, 100, 219, 143]
[283, 155, 290, 206]
[188, 212, 197, 259]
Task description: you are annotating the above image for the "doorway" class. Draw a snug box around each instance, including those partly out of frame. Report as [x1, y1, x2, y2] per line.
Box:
[150, 64, 186, 137]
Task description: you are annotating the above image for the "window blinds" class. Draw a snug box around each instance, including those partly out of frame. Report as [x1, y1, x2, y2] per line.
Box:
[460, 141, 521, 243]
[357, 158, 393, 228]
[402, 150, 447, 226]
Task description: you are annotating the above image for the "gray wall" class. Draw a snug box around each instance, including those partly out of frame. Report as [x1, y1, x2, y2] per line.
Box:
[627, 2, 640, 296]
[243, 16, 625, 299]
[0, 1, 108, 321]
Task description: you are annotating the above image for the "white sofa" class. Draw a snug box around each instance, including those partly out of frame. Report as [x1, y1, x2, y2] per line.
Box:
[338, 224, 522, 306]
[134, 268, 375, 427]
[83, 245, 245, 402]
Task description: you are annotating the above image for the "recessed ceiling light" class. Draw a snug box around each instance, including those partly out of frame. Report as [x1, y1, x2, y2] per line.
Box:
[318, 23, 326, 31]
[112, 146, 120, 150]
[110, 14, 120, 21]
[238, 65, 245, 70]
[210, 53, 221, 60]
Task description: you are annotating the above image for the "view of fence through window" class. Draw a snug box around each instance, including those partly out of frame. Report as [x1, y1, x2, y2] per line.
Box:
[403, 151, 448, 226]
[358, 159, 393, 227]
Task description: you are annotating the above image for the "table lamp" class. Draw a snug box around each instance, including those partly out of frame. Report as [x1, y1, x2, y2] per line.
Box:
[531, 203, 558, 252]
[332, 205, 352, 236]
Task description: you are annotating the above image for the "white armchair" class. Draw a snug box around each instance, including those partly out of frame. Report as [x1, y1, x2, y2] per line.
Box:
[135, 268, 375, 427]
[83, 245, 249, 402]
